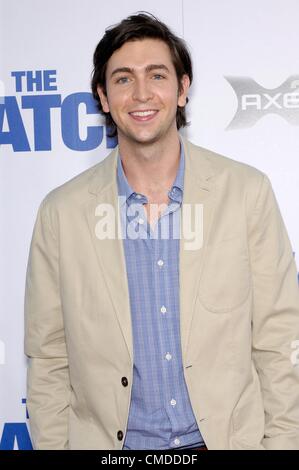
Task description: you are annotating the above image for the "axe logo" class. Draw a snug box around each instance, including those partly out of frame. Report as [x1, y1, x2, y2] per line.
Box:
[225, 75, 299, 129]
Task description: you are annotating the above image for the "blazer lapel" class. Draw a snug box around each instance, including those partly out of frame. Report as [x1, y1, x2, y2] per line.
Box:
[179, 138, 216, 364]
[85, 147, 133, 363]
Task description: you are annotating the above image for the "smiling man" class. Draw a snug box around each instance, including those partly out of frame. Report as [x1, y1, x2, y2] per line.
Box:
[24, 12, 299, 450]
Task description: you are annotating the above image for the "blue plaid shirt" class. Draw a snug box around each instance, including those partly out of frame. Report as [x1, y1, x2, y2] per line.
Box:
[117, 141, 204, 450]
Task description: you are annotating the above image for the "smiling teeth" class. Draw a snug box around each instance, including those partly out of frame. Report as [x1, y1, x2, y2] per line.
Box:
[131, 110, 156, 116]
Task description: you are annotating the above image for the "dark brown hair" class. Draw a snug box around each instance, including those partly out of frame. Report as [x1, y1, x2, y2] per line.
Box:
[91, 12, 193, 138]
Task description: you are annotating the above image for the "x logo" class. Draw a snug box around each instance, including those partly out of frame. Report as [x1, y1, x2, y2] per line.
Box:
[225, 75, 299, 129]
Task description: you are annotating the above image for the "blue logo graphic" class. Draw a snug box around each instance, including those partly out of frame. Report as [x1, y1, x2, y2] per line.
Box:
[0, 399, 32, 450]
[0, 70, 117, 151]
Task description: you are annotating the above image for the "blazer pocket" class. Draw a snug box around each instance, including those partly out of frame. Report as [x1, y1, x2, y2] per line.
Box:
[198, 236, 251, 313]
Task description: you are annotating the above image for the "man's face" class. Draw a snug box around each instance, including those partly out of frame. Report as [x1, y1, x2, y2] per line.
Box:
[97, 38, 190, 146]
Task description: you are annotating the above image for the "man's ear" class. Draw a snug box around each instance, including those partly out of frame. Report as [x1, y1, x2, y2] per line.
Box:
[97, 85, 110, 113]
[177, 74, 190, 107]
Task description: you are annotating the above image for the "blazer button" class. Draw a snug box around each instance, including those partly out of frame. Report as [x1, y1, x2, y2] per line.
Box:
[117, 430, 123, 441]
[121, 377, 128, 387]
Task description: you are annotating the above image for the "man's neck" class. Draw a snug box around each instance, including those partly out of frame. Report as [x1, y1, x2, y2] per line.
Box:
[118, 134, 181, 200]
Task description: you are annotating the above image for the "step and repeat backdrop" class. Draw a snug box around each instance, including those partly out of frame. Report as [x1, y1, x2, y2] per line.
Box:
[0, 0, 298, 449]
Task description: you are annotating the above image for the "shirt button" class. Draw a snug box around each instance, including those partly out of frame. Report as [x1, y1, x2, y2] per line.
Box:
[174, 438, 180, 446]
[170, 399, 177, 406]
[165, 353, 172, 361]
[157, 259, 164, 267]
[117, 430, 123, 441]
[160, 306, 167, 314]
[138, 218, 144, 224]
[135, 194, 142, 199]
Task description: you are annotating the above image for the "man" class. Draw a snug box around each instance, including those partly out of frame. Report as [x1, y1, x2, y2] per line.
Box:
[24, 12, 299, 450]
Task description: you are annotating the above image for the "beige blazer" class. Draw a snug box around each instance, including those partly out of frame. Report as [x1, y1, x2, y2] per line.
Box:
[24, 137, 299, 450]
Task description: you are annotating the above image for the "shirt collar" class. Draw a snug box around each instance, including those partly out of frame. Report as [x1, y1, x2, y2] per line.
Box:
[117, 137, 185, 207]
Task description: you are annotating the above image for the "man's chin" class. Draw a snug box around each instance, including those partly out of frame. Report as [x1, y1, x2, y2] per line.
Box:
[119, 131, 162, 146]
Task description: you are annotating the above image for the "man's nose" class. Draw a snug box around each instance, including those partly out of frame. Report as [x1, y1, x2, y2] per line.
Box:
[132, 79, 154, 102]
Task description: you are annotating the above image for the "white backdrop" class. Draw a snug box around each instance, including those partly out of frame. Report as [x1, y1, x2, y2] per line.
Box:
[0, 0, 298, 449]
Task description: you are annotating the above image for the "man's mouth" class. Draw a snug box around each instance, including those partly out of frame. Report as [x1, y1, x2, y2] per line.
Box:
[129, 110, 159, 121]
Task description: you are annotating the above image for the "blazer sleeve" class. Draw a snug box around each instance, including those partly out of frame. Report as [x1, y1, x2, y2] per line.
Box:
[248, 173, 299, 450]
[24, 196, 71, 449]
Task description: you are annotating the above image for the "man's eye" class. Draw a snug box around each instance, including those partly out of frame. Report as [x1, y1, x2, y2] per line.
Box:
[115, 75, 165, 84]
[116, 77, 129, 84]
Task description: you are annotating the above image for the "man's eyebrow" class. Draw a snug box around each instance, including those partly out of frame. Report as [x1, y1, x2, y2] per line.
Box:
[110, 64, 170, 78]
